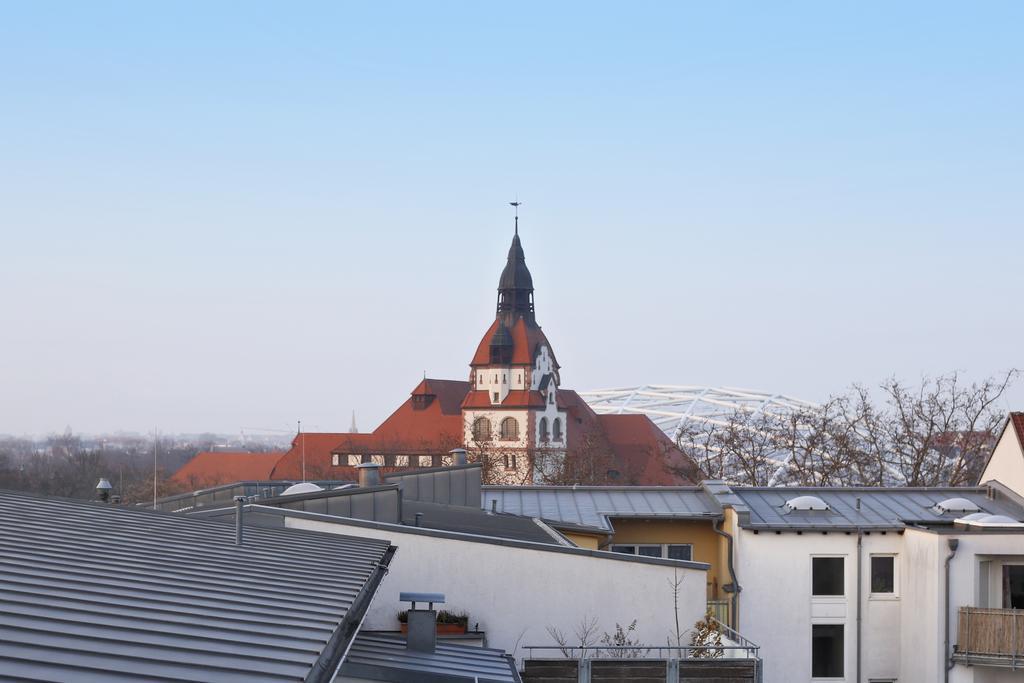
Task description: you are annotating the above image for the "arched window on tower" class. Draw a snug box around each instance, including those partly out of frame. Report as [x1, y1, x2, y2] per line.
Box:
[552, 418, 562, 441]
[539, 417, 549, 442]
[472, 417, 491, 442]
[500, 417, 519, 441]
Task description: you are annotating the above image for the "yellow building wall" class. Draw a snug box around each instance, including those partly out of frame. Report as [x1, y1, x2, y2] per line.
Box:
[561, 531, 602, 550]
[609, 518, 727, 600]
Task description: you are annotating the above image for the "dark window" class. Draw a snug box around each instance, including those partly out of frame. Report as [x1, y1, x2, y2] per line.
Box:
[667, 545, 692, 561]
[552, 418, 562, 440]
[1004, 565, 1024, 609]
[611, 545, 636, 555]
[811, 624, 844, 677]
[500, 417, 519, 441]
[871, 556, 895, 594]
[472, 418, 491, 441]
[812, 557, 844, 596]
[637, 545, 661, 558]
[539, 417, 549, 442]
[493, 392, 499, 402]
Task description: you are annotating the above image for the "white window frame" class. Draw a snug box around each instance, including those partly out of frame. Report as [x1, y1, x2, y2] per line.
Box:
[331, 454, 340, 466]
[869, 554, 899, 599]
[610, 543, 693, 561]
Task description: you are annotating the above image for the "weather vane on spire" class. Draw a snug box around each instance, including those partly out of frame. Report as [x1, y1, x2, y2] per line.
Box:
[509, 199, 522, 234]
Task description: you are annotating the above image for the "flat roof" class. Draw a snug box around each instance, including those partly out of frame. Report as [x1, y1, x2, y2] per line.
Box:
[482, 486, 722, 531]
[342, 632, 522, 682]
[0, 488, 393, 682]
[731, 486, 1024, 530]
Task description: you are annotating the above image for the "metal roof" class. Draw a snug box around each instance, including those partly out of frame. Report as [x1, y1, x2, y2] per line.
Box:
[403, 500, 566, 545]
[482, 486, 722, 531]
[341, 632, 522, 682]
[0, 488, 392, 682]
[731, 486, 1024, 530]
[151, 480, 354, 513]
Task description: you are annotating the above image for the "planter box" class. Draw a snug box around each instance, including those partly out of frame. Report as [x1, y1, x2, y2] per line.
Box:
[399, 622, 468, 635]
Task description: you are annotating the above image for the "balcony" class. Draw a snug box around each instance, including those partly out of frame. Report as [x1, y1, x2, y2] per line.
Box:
[953, 607, 1024, 669]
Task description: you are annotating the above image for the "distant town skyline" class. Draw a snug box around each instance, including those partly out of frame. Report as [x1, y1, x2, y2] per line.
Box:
[1, 2, 1021, 435]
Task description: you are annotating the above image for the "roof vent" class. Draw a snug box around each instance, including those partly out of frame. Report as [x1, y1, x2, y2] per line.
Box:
[784, 495, 829, 512]
[932, 497, 981, 514]
[280, 482, 323, 496]
[956, 514, 1024, 528]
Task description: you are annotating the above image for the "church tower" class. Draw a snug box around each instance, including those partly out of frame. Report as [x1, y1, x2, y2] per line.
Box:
[462, 213, 567, 481]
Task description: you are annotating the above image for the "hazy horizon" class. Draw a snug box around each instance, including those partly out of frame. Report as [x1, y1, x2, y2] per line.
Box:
[2, 2, 1021, 435]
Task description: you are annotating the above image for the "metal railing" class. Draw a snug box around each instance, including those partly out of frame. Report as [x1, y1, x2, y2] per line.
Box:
[707, 599, 730, 625]
[522, 643, 760, 660]
[955, 607, 1023, 669]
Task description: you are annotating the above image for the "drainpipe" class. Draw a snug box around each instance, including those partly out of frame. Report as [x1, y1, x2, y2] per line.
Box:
[944, 538, 959, 683]
[856, 529, 862, 683]
[713, 518, 740, 631]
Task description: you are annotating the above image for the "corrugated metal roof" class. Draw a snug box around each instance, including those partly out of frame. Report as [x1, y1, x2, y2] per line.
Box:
[403, 500, 565, 544]
[0, 488, 392, 682]
[481, 486, 722, 531]
[341, 632, 522, 682]
[732, 486, 1024, 530]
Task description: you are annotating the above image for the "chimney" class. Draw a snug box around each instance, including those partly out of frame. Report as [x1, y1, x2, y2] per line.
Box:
[357, 462, 382, 487]
[400, 592, 446, 653]
[95, 478, 112, 503]
[234, 496, 246, 546]
[450, 448, 468, 466]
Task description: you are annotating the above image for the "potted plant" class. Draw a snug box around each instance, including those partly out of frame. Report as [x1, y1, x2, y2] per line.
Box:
[398, 610, 470, 635]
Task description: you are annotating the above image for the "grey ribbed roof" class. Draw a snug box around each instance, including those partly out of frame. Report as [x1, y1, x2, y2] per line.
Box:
[0, 489, 392, 682]
[732, 486, 1024, 530]
[403, 500, 564, 544]
[482, 486, 721, 531]
[342, 632, 522, 682]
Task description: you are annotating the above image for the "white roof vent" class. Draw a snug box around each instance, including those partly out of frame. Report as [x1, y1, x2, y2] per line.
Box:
[785, 495, 830, 512]
[932, 497, 981, 514]
[956, 514, 1024, 528]
[280, 482, 324, 496]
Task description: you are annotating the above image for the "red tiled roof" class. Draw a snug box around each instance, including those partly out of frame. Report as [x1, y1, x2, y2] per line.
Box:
[171, 451, 285, 488]
[470, 317, 559, 368]
[598, 414, 695, 485]
[462, 389, 546, 409]
[1012, 412, 1024, 446]
[271, 380, 470, 479]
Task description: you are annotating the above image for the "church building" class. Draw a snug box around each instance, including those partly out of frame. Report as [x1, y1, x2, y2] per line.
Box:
[175, 215, 696, 488]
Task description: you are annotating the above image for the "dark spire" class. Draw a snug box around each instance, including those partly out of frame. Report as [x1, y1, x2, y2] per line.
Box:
[496, 203, 535, 325]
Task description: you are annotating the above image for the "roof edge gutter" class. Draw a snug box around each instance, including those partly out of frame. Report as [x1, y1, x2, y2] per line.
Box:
[306, 544, 397, 683]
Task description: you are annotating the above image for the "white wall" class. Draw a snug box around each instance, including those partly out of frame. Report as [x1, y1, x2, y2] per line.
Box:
[981, 424, 1024, 497]
[734, 528, 905, 683]
[286, 516, 708, 665]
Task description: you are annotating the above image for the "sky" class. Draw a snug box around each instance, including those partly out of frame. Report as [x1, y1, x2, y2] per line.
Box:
[1, 2, 1021, 436]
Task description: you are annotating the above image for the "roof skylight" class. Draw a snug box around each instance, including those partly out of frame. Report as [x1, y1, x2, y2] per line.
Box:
[932, 497, 981, 515]
[784, 495, 830, 512]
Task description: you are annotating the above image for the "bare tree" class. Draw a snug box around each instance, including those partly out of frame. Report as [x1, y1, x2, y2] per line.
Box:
[678, 370, 1017, 487]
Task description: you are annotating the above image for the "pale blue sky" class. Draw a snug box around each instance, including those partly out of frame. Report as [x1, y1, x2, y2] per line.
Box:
[1, 2, 1021, 435]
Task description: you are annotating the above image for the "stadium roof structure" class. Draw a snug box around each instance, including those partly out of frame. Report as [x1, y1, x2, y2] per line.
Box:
[580, 385, 819, 442]
[580, 385, 819, 485]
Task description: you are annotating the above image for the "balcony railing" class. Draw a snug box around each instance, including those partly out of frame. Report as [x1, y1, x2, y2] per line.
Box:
[954, 607, 1024, 669]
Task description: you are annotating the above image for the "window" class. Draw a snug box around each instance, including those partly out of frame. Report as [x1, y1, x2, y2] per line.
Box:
[811, 624, 844, 678]
[539, 417, 549, 442]
[331, 454, 340, 466]
[870, 556, 895, 595]
[1004, 565, 1024, 609]
[667, 544, 692, 561]
[472, 417, 491, 441]
[610, 544, 692, 560]
[552, 418, 562, 440]
[812, 557, 844, 596]
[549, 392, 554, 404]
[500, 417, 519, 441]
